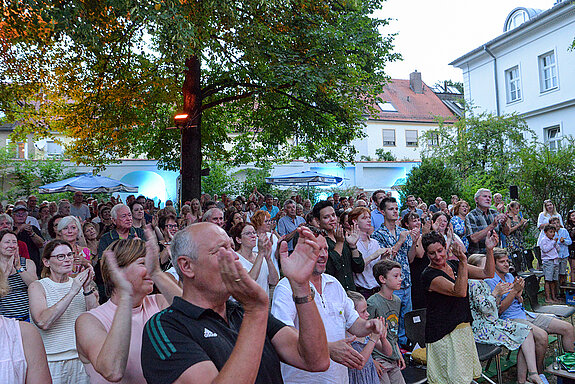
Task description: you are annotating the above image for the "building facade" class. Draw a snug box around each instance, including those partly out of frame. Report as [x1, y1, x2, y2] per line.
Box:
[450, 1, 575, 149]
[353, 71, 457, 161]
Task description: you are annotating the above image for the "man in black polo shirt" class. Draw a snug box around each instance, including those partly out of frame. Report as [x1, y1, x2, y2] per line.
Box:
[141, 223, 330, 384]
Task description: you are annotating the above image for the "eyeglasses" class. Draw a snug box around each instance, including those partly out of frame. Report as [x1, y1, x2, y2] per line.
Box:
[242, 231, 257, 237]
[166, 224, 178, 229]
[50, 252, 75, 261]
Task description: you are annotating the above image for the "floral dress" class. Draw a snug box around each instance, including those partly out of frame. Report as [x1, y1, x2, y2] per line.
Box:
[450, 215, 469, 250]
[507, 217, 526, 253]
[468, 279, 530, 350]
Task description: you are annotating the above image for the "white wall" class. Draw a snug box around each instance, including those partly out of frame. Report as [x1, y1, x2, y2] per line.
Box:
[456, 5, 575, 144]
[353, 120, 440, 161]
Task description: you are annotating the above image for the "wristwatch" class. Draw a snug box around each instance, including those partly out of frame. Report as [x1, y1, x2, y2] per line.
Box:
[293, 290, 315, 304]
[83, 288, 96, 296]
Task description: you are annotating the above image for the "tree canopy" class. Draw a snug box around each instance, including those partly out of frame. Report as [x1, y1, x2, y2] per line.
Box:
[1, 0, 400, 199]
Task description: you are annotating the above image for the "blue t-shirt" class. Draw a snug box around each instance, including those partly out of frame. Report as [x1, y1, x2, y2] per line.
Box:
[261, 205, 279, 218]
[371, 209, 384, 232]
[485, 273, 526, 320]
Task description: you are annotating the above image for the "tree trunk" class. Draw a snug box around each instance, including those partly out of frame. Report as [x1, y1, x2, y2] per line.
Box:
[180, 55, 202, 203]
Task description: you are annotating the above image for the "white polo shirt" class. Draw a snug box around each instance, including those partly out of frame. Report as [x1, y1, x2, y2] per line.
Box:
[271, 274, 359, 384]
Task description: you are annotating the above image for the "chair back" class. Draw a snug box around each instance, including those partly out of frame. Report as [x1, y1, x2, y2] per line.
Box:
[523, 274, 541, 311]
[404, 309, 426, 346]
[523, 249, 535, 270]
[509, 251, 522, 275]
[532, 246, 542, 266]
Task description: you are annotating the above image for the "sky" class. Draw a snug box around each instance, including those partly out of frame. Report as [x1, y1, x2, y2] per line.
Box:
[372, 0, 557, 87]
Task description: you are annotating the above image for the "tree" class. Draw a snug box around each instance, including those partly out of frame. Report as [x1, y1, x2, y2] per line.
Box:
[422, 110, 536, 193]
[375, 148, 396, 161]
[200, 161, 239, 197]
[1, 0, 400, 201]
[515, 140, 575, 221]
[11, 158, 76, 198]
[400, 158, 460, 205]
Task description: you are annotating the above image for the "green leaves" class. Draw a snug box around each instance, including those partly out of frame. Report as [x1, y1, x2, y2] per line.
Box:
[1, 0, 398, 191]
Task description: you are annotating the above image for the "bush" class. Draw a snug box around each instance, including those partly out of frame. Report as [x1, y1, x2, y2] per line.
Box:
[400, 158, 460, 206]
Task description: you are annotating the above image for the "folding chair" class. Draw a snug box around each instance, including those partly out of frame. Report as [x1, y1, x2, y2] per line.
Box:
[402, 309, 427, 384]
[476, 342, 503, 384]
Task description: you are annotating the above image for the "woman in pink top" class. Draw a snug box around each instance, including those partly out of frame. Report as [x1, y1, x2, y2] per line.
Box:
[75, 226, 181, 383]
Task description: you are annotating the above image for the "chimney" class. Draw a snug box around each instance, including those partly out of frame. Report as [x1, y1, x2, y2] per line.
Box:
[410, 70, 423, 94]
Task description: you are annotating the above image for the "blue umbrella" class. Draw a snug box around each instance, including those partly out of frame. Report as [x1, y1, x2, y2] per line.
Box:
[39, 173, 139, 194]
[265, 171, 343, 187]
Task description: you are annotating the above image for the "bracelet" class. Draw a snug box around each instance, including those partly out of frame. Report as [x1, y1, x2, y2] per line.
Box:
[83, 288, 96, 296]
[293, 290, 315, 304]
[365, 335, 377, 344]
[349, 246, 357, 250]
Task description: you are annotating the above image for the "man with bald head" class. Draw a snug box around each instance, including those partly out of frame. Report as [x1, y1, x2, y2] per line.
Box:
[141, 223, 330, 384]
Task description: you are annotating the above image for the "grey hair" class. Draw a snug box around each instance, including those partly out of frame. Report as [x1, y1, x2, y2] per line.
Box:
[467, 253, 485, 267]
[202, 207, 222, 222]
[0, 213, 13, 226]
[283, 199, 296, 209]
[57, 215, 87, 246]
[474, 188, 491, 201]
[170, 226, 200, 279]
[110, 204, 129, 220]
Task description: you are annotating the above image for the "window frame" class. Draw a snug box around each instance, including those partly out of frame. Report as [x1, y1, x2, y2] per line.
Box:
[405, 129, 418, 147]
[5, 139, 28, 159]
[505, 66, 522, 104]
[544, 125, 562, 152]
[427, 131, 440, 147]
[382, 129, 396, 147]
[538, 50, 558, 93]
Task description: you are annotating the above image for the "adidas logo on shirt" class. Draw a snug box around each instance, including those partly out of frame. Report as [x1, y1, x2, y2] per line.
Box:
[204, 328, 218, 338]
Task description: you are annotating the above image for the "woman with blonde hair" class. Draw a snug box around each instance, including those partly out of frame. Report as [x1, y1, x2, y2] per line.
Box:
[57, 216, 90, 275]
[28, 239, 98, 383]
[189, 198, 202, 224]
[450, 200, 470, 250]
[251, 210, 280, 276]
[537, 199, 563, 244]
[75, 227, 181, 383]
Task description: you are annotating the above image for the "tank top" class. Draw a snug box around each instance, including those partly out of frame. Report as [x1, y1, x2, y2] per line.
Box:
[0, 315, 27, 384]
[83, 295, 162, 383]
[35, 278, 87, 359]
[0, 259, 29, 320]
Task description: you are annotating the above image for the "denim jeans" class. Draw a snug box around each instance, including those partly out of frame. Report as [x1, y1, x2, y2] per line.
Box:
[394, 286, 413, 347]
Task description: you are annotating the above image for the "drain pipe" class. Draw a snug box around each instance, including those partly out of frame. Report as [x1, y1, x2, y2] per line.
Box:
[483, 45, 500, 116]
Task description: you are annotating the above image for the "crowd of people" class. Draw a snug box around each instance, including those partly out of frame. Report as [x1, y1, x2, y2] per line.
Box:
[0, 187, 574, 384]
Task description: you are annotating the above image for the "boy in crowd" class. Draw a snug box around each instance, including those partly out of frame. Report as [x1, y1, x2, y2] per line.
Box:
[540, 223, 561, 303]
[367, 259, 406, 384]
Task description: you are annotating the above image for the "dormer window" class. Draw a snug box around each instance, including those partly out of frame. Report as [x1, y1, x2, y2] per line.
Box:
[377, 102, 397, 112]
[505, 9, 527, 31]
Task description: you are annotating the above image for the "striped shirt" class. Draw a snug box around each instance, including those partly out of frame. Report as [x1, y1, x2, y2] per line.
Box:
[0, 258, 29, 320]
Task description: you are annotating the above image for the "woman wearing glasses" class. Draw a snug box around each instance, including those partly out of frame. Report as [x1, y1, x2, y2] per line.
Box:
[28, 239, 98, 384]
[230, 222, 279, 299]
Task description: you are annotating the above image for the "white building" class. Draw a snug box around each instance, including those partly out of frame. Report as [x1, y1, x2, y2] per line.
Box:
[353, 71, 457, 161]
[450, 1, 575, 149]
